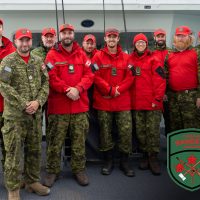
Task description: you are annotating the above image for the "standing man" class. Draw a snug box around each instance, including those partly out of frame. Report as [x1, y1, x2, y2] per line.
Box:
[82, 34, 98, 59]
[32, 27, 56, 61]
[166, 26, 200, 131]
[82, 34, 99, 123]
[153, 28, 171, 134]
[92, 28, 134, 177]
[44, 24, 94, 187]
[0, 18, 15, 171]
[0, 28, 50, 200]
[31, 27, 56, 122]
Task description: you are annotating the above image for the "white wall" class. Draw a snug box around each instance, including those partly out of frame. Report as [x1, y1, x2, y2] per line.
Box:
[1, 10, 199, 46]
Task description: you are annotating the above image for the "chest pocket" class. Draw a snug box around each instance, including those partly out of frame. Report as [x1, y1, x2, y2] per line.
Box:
[55, 62, 68, 77]
[71, 62, 84, 75]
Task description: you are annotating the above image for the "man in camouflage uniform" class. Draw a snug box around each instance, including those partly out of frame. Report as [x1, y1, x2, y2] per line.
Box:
[44, 24, 94, 187]
[0, 18, 15, 172]
[31, 27, 56, 124]
[0, 28, 50, 200]
[31, 27, 56, 61]
[166, 26, 200, 131]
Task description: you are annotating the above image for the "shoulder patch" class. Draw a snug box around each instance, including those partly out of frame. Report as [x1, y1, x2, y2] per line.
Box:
[46, 62, 54, 71]
[128, 64, 136, 76]
[0, 66, 12, 82]
[90, 63, 99, 72]
[155, 66, 166, 79]
[4, 66, 12, 73]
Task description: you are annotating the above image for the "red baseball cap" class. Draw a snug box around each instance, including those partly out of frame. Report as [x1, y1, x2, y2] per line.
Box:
[133, 33, 148, 45]
[175, 26, 192, 36]
[83, 34, 96, 43]
[42, 27, 56, 36]
[15, 28, 32, 40]
[105, 28, 119, 36]
[154, 28, 166, 36]
[59, 24, 74, 32]
[0, 19, 3, 25]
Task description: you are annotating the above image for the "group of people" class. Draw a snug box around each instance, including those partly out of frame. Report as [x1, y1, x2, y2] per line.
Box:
[0, 17, 200, 200]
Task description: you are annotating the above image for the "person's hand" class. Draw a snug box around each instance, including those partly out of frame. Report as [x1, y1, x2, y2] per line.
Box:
[114, 86, 120, 97]
[66, 87, 80, 101]
[152, 103, 157, 108]
[25, 100, 39, 114]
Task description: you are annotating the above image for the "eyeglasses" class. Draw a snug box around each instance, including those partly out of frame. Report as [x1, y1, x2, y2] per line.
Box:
[135, 41, 146, 45]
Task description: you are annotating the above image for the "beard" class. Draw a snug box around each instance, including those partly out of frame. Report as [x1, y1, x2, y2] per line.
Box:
[61, 38, 73, 47]
[173, 38, 191, 51]
[44, 42, 55, 49]
[18, 46, 30, 54]
[156, 40, 166, 47]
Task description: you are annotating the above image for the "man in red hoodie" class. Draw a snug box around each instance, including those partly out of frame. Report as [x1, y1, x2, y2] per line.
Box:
[0, 18, 15, 171]
[153, 28, 171, 135]
[44, 24, 94, 187]
[166, 26, 200, 131]
[93, 28, 134, 177]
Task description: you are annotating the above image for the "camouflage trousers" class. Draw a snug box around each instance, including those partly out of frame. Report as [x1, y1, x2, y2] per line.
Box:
[97, 111, 132, 153]
[133, 110, 162, 153]
[167, 90, 200, 132]
[1, 115, 42, 191]
[46, 113, 89, 174]
[0, 113, 5, 171]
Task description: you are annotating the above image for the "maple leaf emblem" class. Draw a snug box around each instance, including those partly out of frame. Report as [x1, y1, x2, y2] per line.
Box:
[176, 163, 184, 172]
[187, 155, 197, 165]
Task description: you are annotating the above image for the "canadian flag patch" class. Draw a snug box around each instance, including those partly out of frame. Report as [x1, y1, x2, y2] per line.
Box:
[85, 60, 91, 67]
[41, 64, 46, 71]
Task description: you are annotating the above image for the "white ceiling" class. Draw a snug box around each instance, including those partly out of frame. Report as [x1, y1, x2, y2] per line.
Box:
[0, 0, 200, 10]
[0, 0, 199, 4]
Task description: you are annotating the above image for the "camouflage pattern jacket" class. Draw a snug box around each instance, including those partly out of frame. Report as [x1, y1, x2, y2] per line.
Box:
[31, 46, 48, 61]
[0, 51, 49, 120]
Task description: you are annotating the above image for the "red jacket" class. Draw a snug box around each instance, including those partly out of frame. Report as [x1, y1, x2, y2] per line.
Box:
[152, 48, 169, 67]
[92, 45, 134, 111]
[128, 50, 166, 110]
[0, 36, 16, 112]
[167, 49, 198, 91]
[45, 42, 94, 114]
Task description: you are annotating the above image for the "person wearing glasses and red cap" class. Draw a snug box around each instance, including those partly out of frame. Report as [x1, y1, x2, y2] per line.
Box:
[92, 28, 134, 177]
[128, 33, 166, 175]
[44, 24, 94, 187]
[0, 19, 15, 173]
[165, 26, 200, 131]
[152, 28, 171, 135]
[0, 28, 50, 200]
[32, 27, 57, 61]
